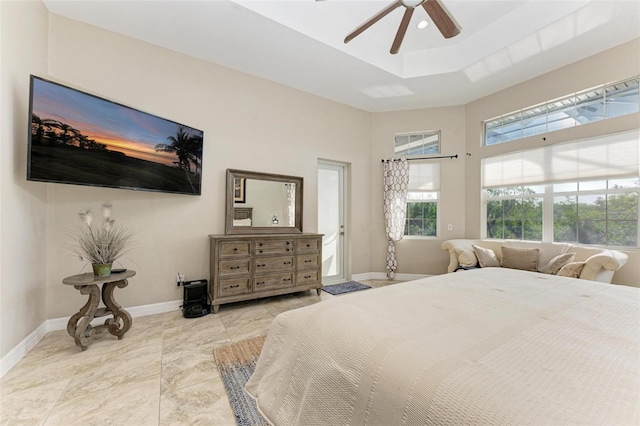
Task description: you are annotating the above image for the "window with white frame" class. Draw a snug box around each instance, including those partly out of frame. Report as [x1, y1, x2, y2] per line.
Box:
[405, 162, 440, 237]
[485, 186, 544, 240]
[395, 131, 440, 156]
[481, 129, 640, 248]
[484, 77, 639, 146]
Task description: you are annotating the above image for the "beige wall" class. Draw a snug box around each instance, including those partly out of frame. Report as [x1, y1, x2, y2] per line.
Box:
[43, 15, 373, 319]
[465, 39, 640, 287]
[368, 39, 639, 286]
[2, 2, 638, 360]
[370, 106, 467, 276]
[0, 1, 50, 359]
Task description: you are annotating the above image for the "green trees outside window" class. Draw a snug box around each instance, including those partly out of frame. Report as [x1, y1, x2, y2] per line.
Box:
[405, 200, 437, 236]
[485, 179, 639, 248]
[486, 187, 542, 240]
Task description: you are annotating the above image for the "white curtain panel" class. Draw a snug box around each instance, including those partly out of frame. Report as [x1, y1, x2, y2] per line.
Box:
[383, 158, 410, 279]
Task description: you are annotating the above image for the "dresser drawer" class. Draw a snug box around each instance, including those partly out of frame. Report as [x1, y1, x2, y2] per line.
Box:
[298, 238, 320, 254]
[254, 240, 294, 256]
[254, 256, 294, 274]
[297, 254, 319, 270]
[297, 270, 319, 285]
[254, 273, 294, 292]
[218, 278, 251, 297]
[218, 259, 251, 276]
[219, 241, 251, 258]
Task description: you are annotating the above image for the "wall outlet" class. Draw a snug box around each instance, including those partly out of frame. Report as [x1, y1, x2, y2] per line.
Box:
[447, 224, 453, 231]
[176, 273, 185, 286]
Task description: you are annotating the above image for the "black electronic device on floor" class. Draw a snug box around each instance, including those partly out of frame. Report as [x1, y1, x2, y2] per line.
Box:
[181, 279, 210, 318]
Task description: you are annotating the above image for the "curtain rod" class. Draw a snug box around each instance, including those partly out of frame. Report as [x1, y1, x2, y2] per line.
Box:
[381, 154, 458, 163]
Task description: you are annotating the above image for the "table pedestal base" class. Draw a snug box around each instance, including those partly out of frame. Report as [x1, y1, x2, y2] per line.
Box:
[66, 279, 132, 351]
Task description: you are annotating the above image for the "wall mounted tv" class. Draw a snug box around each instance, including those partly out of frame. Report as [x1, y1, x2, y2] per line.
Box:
[28, 75, 204, 195]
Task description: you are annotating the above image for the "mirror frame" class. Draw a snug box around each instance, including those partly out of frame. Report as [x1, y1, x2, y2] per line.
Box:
[225, 169, 303, 235]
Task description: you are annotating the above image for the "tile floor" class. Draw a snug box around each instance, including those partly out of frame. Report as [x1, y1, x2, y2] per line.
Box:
[0, 279, 401, 426]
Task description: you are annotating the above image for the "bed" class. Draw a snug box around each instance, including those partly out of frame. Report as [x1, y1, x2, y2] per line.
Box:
[245, 268, 639, 425]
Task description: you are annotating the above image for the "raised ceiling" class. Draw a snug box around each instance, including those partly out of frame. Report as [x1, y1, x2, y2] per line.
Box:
[42, 0, 640, 112]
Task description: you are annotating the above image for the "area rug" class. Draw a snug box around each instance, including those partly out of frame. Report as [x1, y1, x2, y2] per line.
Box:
[322, 280, 371, 295]
[213, 335, 268, 426]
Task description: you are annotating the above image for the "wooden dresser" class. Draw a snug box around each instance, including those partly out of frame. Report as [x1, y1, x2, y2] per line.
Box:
[209, 233, 323, 313]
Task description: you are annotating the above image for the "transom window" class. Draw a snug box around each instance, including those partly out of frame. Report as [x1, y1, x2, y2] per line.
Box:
[484, 76, 639, 146]
[395, 131, 440, 156]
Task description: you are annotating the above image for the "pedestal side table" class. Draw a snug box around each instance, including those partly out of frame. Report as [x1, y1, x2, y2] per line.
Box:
[62, 270, 135, 351]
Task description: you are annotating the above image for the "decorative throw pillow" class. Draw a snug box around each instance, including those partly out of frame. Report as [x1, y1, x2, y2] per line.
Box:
[472, 245, 500, 268]
[557, 261, 586, 278]
[538, 253, 576, 275]
[501, 247, 539, 272]
[454, 248, 478, 267]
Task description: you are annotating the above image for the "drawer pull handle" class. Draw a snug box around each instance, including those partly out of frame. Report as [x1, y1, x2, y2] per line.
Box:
[257, 264, 266, 267]
[286, 248, 290, 252]
[305, 275, 311, 279]
[233, 248, 238, 251]
[257, 281, 265, 285]
[283, 278, 291, 282]
[228, 284, 240, 289]
[286, 242, 291, 245]
[284, 261, 292, 265]
[305, 259, 312, 263]
[259, 243, 263, 246]
[259, 250, 263, 253]
[230, 266, 240, 270]
[306, 244, 311, 247]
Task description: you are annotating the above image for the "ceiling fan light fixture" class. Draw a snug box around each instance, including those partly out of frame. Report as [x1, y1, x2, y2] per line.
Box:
[344, 0, 460, 53]
[417, 20, 429, 30]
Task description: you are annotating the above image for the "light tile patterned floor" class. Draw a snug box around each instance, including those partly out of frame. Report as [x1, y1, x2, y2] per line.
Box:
[0, 279, 402, 425]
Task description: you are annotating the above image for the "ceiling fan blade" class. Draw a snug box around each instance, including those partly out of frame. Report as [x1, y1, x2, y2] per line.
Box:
[422, 0, 460, 39]
[345, 1, 401, 44]
[390, 7, 414, 54]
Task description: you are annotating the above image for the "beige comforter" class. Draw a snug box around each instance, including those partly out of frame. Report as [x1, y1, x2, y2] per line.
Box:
[245, 268, 639, 425]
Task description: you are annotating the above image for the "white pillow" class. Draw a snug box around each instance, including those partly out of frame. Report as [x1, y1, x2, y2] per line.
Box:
[454, 248, 478, 267]
[472, 245, 500, 268]
[557, 261, 586, 278]
[538, 253, 576, 275]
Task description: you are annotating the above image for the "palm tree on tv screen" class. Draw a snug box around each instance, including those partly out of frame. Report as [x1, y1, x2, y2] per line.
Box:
[155, 126, 202, 190]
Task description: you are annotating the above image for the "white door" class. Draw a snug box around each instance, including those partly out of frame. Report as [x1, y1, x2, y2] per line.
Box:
[318, 161, 347, 284]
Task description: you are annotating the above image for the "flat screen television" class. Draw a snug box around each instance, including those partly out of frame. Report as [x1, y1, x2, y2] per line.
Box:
[28, 75, 204, 195]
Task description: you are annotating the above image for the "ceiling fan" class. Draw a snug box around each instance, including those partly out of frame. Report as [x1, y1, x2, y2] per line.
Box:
[344, 0, 461, 54]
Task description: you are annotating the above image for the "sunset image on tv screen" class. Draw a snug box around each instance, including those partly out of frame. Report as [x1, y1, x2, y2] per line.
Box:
[28, 76, 204, 195]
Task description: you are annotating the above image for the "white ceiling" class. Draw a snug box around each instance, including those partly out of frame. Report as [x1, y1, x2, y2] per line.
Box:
[42, 0, 640, 112]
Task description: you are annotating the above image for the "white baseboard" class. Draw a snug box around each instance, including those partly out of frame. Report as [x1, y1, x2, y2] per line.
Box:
[0, 299, 182, 379]
[1, 271, 432, 378]
[0, 321, 49, 379]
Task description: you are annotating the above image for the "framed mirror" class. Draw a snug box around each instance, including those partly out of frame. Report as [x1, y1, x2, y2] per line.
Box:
[225, 169, 303, 234]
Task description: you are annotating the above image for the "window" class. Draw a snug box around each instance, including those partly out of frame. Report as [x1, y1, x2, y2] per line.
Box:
[481, 130, 640, 248]
[405, 163, 439, 237]
[553, 178, 639, 247]
[486, 186, 543, 240]
[395, 131, 440, 156]
[484, 77, 639, 146]
[485, 180, 639, 247]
